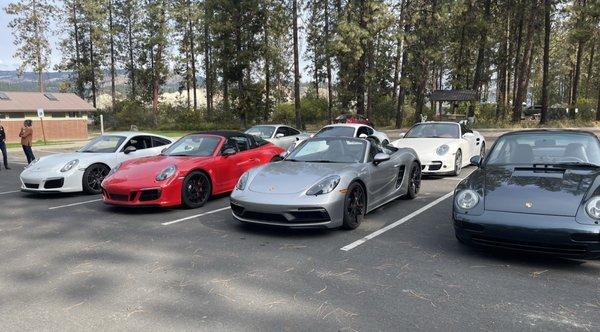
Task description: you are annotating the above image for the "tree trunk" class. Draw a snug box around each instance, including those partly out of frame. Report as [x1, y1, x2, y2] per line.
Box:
[72, 1, 84, 98]
[127, 14, 136, 98]
[512, 1, 536, 123]
[512, 10, 524, 108]
[468, 0, 491, 118]
[109, 0, 116, 110]
[596, 76, 600, 121]
[325, 0, 333, 124]
[33, 0, 44, 93]
[585, 40, 595, 97]
[570, 39, 585, 117]
[188, 0, 197, 111]
[540, 0, 551, 124]
[293, 0, 302, 129]
[264, 11, 271, 122]
[204, 6, 212, 116]
[90, 35, 96, 108]
[495, 4, 510, 119]
[355, 0, 367, 115]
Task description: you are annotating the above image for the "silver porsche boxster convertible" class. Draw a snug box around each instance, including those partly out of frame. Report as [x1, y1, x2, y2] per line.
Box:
[230, 137, 421, 229]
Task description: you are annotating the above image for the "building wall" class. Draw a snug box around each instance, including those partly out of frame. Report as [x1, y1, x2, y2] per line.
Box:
[1, 118, 89, 143]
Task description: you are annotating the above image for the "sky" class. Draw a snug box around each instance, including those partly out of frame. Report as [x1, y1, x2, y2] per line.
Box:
[0, 0, 310, 80]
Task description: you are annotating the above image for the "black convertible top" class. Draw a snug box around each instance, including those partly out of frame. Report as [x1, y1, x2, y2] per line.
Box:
[500, 129, 597, 137]
[188, 130, 270, 148]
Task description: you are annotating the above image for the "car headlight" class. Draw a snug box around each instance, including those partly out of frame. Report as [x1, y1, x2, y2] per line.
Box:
[306, 175, 340, 196]
[456, 189, 479, 210]
[585, 196, 600, 219]
[156, 165, 177, 181]
[236, 172, 249, 190]
[436, 144, 449, 156]
[60, 159, 79, 172]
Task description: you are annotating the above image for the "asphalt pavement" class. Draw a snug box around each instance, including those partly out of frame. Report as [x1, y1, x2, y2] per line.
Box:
[0, 136, 599, 331]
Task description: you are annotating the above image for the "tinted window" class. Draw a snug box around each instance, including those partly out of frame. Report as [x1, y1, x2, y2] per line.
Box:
[79, 135, 127, 153]
[287, 127, 300, 135]
[486, 133, 600, 166]
[164, 135, 220, 157]
[314, 126, 356, 138]
[405, 123, 460, 139]
[226, 136, 251, 152]
[152, 137, 171, 147]
[123, 136, 152, 151]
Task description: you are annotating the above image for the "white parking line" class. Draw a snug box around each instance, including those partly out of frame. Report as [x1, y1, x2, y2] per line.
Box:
[162, 206, 231, 226]
[0, 190, 20, 195]
[340, 191, 454, 251]
[48, 198, 102, 210]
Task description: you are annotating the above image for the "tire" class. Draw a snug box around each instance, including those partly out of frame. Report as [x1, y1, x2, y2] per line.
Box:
[181, 171, 212, 209]
[404, 162, 421, 199]
[342, 182, 366, 230]
[82, 164, 110, 194]
[451, 150, 462, 176]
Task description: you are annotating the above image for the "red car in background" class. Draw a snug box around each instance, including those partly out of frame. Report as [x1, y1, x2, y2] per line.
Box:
[334, 113, 374, 128]
[101, 131, 284, 208]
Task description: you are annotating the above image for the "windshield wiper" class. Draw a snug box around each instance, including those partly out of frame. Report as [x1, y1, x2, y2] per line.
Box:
[285, 158, 304, 162]
[552, 162, 600, 169]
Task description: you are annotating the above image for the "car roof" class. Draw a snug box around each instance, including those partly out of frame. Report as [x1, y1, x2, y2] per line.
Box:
[499, 129, 598, 137]
[324, 123, 369, 129]
[415, 121, 460, 126]
[188, 130, 250, 139]
[102, 131, 172, 140]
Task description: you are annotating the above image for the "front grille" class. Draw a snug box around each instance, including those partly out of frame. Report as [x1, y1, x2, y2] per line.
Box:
[471, 235, 588, 256]
[44, 178, 64, 189]
[428, 162, 443, 171]
[24, 183, 39, 189]
[139, 189, 160, 201]
[571, 233, 600, 243]
[109, 193, 129, 201]
[230, 202, 244, 215]
[243, 211, 289, 223]
[289, 209, 330, 223]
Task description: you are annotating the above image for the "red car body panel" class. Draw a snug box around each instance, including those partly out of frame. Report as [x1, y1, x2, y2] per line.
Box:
[101, 134, 284, 207]
[334, 114, 374, 128]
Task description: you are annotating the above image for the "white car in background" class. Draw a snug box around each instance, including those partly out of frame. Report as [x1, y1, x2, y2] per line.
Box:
[245, 124, 309, 150]
[286, 123, 390, 153]
[20, 132, 173, 194]
[391, 122, 485, 176]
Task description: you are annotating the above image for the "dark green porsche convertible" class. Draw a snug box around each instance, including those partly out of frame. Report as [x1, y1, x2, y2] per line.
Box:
[453, 130, 600, 259]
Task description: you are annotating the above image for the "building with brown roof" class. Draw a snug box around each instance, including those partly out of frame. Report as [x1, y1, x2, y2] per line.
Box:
[0, 91, 94, 143]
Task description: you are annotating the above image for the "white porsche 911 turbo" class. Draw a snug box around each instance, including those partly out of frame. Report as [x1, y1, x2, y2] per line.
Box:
[20, 132, 172, 194]
[390, 122, 485, 176]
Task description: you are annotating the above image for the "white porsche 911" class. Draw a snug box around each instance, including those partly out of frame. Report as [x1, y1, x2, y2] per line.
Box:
[391, 122, 485, 176]
[286, 123, 390, 154]
[20, 132, 172, 194]
[245, 124, 309, 150]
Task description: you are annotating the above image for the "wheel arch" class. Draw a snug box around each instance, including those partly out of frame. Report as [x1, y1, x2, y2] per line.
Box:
[351, 178, 368, 207]
[187, 168, 214, 195]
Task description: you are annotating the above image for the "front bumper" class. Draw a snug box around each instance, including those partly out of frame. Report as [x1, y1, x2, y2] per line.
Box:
[102, 180, 183, 207]
[230, 189, 345, 228]
[20, 170, 83, 193]
[454, 210, 600, 259]
[419, 153, 456, 174]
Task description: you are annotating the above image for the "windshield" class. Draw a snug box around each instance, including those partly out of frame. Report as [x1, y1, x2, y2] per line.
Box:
[287, 138, 366, 163]
[405, 123, 460, 138]
[245, 126, 275, 139]
[79, 135, 126, 153]
[486, 132, 600, 166]
[163, 135, 220, 157]
[314, 126, 355, 138]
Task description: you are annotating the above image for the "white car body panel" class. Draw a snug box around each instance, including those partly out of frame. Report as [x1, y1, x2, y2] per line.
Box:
[390, 122, 485, 174]
[19, 132, 172, 193]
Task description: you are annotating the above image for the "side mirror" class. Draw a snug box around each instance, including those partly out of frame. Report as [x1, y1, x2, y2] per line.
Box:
[359, 133, 368, 138]
[275, 133, 285, 138]
[398, 133, 405, 138]
[124, 146, 137, 154]
[222, 147, 237, 156]
[470, 155, 482, 167]
[373, 153, 390, 165]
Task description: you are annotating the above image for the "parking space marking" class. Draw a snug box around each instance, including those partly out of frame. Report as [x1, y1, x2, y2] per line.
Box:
[0, 190, 20, 195]
[162, 206, 231, 226]
[340, 191, 454, 251]
[48, 198, 102, 210]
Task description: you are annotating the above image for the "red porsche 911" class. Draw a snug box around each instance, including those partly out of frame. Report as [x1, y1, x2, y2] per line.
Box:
[101, 131, 285, 208]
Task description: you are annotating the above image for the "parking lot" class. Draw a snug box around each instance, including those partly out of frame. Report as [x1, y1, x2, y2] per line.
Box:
[1, 137, 600, 331]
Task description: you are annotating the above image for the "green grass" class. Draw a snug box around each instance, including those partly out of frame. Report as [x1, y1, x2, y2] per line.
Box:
[6, 139, 86, 149]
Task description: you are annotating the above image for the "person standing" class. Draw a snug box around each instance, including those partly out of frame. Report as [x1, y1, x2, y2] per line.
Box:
[19, 120, 35, 164]
[0, 121, 9, 169]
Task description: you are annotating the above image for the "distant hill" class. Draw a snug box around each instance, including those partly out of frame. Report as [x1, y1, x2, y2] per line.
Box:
[0, 70, 206, 94]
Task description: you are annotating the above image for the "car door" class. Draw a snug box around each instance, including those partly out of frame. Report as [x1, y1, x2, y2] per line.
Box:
[365, 142, 397, 205]
[216, 136, 259, 190]
[272, 126, 288, 148]
[118, 135, 154, 162]
[460, 124, 477, 158]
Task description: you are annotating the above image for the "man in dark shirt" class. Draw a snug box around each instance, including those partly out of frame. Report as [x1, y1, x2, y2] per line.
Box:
[0, 121, 9, 170]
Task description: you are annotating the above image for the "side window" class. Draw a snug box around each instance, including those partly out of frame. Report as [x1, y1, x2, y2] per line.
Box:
[357, 127, 370, 137]
[275, 127, 286, 137]
[367, 140, 382, 161]
[287, 127, 300, 135]
[152, 137, 171, 147]
[123, 136, 152, 151]
[227, 136, 250, 152]
[461, 124, 472, 135]
[366, 127, 374, 135]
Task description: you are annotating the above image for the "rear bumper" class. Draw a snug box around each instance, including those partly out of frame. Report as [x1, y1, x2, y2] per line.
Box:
[101, 181, 182, 207]
[454, 210, 600, 259]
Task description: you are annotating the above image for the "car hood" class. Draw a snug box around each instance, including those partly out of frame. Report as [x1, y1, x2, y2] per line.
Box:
[109, 155, 211, 182]
[249, 161, 355, 194]
[25, 152, 113, 173]
[483, 166, 597, 217]
[392, 138, 458, 151]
